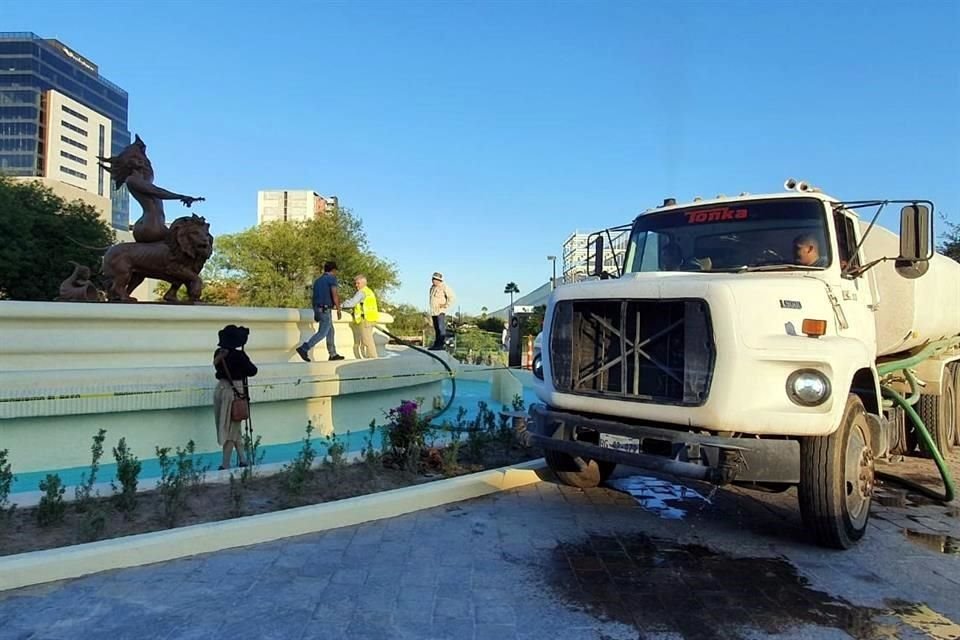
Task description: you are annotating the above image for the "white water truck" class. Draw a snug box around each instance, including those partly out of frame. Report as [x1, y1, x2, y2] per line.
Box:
[529, 180, 960, 548]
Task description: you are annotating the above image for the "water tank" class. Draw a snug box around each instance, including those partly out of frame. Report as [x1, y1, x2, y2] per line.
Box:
[862, 222, 960, 357]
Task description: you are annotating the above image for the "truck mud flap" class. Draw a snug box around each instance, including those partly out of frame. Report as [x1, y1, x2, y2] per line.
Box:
[530, 404, 800, 485]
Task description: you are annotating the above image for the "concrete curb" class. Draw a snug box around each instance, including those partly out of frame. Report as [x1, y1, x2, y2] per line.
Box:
[0, 458, 547, 592]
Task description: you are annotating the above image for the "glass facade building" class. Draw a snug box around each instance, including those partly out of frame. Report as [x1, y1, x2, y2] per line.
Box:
[0, 33, 130, 229]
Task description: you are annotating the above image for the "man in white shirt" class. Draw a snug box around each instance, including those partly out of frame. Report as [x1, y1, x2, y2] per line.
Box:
[428, 272, 455, 351]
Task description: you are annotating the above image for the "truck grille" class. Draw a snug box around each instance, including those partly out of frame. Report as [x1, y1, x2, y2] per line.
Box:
[549, 299, 714, 406]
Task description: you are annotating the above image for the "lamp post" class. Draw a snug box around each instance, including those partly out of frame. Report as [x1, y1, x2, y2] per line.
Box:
[547, 255, 557, 290]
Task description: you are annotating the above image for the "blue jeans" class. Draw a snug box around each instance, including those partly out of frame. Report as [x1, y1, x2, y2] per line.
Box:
[432, 313, 446, 348]
[303, 308, 338, 356]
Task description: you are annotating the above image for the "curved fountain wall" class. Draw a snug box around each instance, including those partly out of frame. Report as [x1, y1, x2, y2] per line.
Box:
[0, 302, 447, 488]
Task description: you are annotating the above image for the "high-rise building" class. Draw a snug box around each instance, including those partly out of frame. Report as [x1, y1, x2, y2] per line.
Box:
[257, 189, 339, 224]
[0, 33, 131, 230]
[562, 228, 629, 283]
[562, 231, 591, 283]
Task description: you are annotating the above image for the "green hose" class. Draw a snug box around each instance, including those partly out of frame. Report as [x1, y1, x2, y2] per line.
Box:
[876, 337, 960, 376]
[879, 385, 956, 503]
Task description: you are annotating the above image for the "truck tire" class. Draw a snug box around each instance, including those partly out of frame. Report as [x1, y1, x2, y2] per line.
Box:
[798, 395, 874, 549]
[544, 427, 616, 489]
[916, 367, 956, 457]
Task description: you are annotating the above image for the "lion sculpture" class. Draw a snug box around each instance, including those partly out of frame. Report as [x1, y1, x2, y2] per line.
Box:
[102, 214, 214, 303]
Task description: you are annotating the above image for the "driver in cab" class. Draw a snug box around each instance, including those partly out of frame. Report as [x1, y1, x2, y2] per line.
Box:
[793, 233, 828, 267]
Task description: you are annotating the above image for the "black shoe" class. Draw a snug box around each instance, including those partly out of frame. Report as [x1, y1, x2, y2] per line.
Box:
[329, 354, 345, 361]
[296, 345, 311, 362]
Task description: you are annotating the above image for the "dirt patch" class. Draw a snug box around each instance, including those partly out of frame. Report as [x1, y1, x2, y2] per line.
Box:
[0, 443, 535, 557]
[544, 532, 910, 640]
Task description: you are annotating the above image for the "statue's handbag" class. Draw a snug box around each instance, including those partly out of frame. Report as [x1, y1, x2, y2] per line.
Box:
[221, 356, 250, 422]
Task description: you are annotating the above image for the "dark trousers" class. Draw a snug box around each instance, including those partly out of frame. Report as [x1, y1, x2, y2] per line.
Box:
[431, 313, 446, 349]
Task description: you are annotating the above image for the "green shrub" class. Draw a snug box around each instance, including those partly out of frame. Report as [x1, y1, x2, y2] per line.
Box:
[283, 421, 317, 496]
[76, 429, 107, 512]
[37, 474, 66, 527]
[111, 437, 141, 517]
[0, 448, 16, 523]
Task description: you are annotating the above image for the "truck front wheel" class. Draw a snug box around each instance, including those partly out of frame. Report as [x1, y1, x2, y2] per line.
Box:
[798, 395, 874, 549]
[544, 427, 616, 489]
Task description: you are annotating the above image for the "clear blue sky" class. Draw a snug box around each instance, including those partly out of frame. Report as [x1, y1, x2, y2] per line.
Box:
[8, 1, 958, 313]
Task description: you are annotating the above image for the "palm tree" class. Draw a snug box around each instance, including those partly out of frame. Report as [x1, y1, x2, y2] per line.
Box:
[480, 306, 488, 319]
[504, 282, 520, 308]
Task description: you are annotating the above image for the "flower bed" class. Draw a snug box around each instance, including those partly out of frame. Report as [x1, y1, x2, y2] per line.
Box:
[0, 399, 536, 557]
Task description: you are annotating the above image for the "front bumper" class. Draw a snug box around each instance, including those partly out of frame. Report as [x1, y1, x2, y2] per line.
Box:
[529, 403, 800, 485]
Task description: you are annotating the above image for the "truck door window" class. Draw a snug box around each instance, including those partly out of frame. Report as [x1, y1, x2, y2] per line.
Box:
[833, 212, 861, 274]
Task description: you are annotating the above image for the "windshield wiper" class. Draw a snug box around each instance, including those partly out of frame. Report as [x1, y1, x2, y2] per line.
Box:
[719, 264, 823, 273]
[737, 263, 823, 273]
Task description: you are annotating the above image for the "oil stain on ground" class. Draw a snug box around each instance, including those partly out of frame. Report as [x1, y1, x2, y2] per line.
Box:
[545, 532, 913, 640]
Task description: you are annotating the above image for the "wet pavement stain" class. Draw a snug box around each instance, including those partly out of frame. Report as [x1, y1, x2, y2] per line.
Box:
[873, 487, 908, 508]
[607, 475, 710, 520]
[545, 532, 904, 640]
[887, 600, 960, 640]
[903, 529, 960, 555]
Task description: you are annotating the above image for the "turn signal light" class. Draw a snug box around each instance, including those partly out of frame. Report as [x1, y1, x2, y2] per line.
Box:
[801, 319, 827, 337]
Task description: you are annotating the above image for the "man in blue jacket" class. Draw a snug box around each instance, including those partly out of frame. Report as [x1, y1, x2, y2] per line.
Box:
[296, 261, 345, 362]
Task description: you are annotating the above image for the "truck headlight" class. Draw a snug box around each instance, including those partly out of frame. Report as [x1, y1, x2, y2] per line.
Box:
[533, 354, 543, 380]
[786, 369, 831, 406]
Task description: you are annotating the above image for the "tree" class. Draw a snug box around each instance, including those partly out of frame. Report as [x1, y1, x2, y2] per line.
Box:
[480, 306, 488, 318]
[504, 282, 520, 308]
[476, 316, 505, 333]
[939, 216, 960, 262]
[0, 176, 115, 301]
[199, 206, 398, 307]
[382, 302, 428, 336]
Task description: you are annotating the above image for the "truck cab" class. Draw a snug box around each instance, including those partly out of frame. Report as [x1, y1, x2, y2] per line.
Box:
[530, 180, 955, 549]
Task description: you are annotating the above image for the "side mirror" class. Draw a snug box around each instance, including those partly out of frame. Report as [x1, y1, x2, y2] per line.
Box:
[899, 204, 931, 262]
[589, 235, 605, 278]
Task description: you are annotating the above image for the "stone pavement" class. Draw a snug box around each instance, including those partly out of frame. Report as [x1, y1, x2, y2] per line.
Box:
[1, 466, 959, 640]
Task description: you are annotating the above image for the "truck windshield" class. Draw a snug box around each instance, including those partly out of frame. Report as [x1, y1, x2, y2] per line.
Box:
[624, 198, 831, 273]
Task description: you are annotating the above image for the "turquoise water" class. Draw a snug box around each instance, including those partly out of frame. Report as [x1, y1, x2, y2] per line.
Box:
[10, 377, 537, 494]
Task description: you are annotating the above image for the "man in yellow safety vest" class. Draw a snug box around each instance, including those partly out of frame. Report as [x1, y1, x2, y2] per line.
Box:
[341, 274, 380, 359]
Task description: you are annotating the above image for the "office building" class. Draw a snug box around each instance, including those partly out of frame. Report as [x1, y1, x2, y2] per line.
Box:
[562, 229, 628, 283]
[257, 190, 339, 224]
[0, 33, 131, 230]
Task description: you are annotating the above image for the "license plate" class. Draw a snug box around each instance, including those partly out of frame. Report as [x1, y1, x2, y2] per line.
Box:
[599, 433, 640, 454]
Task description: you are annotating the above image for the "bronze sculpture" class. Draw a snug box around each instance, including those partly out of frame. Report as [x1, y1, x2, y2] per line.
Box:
[98, 135, 205, 243]
[62, 134, 216, 303]
[102, 214, 213, 302]
[55, 262, 103, 302]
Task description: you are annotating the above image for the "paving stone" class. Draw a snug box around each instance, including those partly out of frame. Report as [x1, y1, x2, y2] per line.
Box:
[475, 623, 519, 640]
[4, 470, 960, 640]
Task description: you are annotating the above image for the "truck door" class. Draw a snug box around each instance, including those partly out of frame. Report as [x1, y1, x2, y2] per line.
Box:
[833, 211, 878, 351]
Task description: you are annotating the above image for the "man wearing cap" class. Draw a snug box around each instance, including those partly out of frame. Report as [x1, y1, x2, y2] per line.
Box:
[429, 272, 456, 351]
[296, 261, 345, 362]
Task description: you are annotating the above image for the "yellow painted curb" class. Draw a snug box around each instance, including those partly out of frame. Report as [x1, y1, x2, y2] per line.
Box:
[0, 459, 546, 592]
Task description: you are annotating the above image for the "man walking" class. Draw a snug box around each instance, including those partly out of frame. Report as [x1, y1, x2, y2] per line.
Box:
[341, 274, 380, 359]
[296, 261, 345, 362]
[429, 272, 455, 351]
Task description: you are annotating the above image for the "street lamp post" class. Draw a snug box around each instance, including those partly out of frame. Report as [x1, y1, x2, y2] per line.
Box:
[547, 255, 557, 290]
